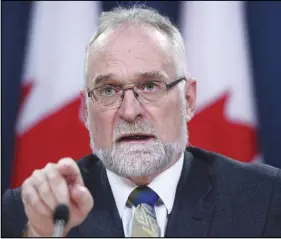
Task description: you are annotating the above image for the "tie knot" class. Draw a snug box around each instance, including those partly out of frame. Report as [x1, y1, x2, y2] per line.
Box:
[128, 186, 159, 207]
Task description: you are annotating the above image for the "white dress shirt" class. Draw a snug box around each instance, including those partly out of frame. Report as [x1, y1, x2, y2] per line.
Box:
[106, 154, 184, 237]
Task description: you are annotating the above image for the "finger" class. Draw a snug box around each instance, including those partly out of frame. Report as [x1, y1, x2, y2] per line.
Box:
[44, 163, 69, 205]
[70, 185, 94, 216]
[22, 179, 52, 217]
[57, 158, 84, 186]
[32, 168, 58, 211]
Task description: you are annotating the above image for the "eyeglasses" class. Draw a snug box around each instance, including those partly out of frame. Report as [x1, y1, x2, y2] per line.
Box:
[87, 77, 186, 108]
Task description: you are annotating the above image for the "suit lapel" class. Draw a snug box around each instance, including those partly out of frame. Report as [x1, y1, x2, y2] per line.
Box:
[76, 157, 124, 237]
[165, 147, 215, 237]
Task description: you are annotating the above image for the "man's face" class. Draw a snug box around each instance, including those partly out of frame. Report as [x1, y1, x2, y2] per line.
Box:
[84, 25, 195, 178]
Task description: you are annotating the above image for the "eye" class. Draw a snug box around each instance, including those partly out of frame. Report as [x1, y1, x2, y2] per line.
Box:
[99, 85, 118, 96]
[140, 81, 162, 92]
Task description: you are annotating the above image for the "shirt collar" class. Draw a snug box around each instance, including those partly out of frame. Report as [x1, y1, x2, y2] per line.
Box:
[106, 153, 184, 218]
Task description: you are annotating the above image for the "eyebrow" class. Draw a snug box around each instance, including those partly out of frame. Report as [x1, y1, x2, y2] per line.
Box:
[92, 71, 169, 86]
[93, 74, 114, 86]
[137, 71, 168, 81]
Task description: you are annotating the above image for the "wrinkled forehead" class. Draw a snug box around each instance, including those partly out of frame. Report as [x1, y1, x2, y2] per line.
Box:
[86, 25, 176, 86]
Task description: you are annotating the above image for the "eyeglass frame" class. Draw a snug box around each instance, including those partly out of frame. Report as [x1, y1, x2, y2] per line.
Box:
[87, 76, 187, 107]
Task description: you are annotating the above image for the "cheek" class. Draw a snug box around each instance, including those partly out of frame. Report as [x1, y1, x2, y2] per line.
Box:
[89, 108, 116, 148]
[147, 95, 183, 142]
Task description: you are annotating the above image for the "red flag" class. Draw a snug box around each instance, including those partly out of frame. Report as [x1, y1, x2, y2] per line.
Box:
[181, 1, 260, 163]
[12, 2, 100, 188]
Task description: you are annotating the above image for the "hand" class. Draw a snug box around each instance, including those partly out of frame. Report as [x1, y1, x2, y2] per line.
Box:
[21, 158, 94, 237]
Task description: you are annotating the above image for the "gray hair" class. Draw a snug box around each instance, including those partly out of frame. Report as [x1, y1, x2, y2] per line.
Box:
[84, 5, 189, 94]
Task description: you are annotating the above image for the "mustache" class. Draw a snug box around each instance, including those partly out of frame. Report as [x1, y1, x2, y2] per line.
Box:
[113, 119, 158, 141]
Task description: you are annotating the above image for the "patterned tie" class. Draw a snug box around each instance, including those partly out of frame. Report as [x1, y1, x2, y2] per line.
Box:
[128, 186, 161, 237]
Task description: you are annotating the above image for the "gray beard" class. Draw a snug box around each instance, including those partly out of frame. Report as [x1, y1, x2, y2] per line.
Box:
[95, 137, 185, 177]
[90, 117, 188, 178]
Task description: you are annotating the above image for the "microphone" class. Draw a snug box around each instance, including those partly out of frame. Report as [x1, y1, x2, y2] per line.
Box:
[52, 204, 70, 237]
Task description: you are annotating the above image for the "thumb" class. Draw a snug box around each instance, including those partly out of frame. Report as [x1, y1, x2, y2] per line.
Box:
[70, 185, 94, 216]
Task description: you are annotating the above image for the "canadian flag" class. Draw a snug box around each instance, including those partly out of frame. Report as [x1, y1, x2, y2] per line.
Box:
[181, 1, 260, 163]
[12, 1, 100, 188]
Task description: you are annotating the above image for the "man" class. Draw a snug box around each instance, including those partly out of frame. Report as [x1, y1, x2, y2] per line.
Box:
[2, 6, 281, 237]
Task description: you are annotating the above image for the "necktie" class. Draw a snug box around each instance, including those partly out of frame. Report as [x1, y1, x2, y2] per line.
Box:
[128, 186, 161, 237]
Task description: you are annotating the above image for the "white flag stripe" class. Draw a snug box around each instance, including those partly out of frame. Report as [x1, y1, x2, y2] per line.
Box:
[181, 1, 257, 125]
[17, 1, 100, 135]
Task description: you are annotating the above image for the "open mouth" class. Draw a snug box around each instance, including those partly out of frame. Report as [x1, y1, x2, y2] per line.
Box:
[116, 134, 156, 143]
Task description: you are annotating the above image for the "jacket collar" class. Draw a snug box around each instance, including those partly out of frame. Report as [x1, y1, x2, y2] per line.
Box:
[165, 147, 215, 237]
[76, 156, 124, 237]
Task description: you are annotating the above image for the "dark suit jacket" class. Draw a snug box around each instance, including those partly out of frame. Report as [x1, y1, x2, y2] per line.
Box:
[2, 147, 281, 237]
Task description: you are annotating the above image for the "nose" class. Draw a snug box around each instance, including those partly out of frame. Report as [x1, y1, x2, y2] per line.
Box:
[117, 89, 144, 122]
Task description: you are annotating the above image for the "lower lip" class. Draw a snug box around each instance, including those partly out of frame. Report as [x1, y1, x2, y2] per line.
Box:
[119, 137, 155, 144]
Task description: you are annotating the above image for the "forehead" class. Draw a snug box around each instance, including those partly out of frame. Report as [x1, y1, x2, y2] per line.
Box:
[87, 25, 176, 85]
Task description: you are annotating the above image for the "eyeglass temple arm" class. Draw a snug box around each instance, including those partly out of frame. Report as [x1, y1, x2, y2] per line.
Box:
[86, 88, 92, 97]
[167, 77, 186, 89]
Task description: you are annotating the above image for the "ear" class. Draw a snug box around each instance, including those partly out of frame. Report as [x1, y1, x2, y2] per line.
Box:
[185, 77, 197, 122]
[80, 88, 89, 127]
